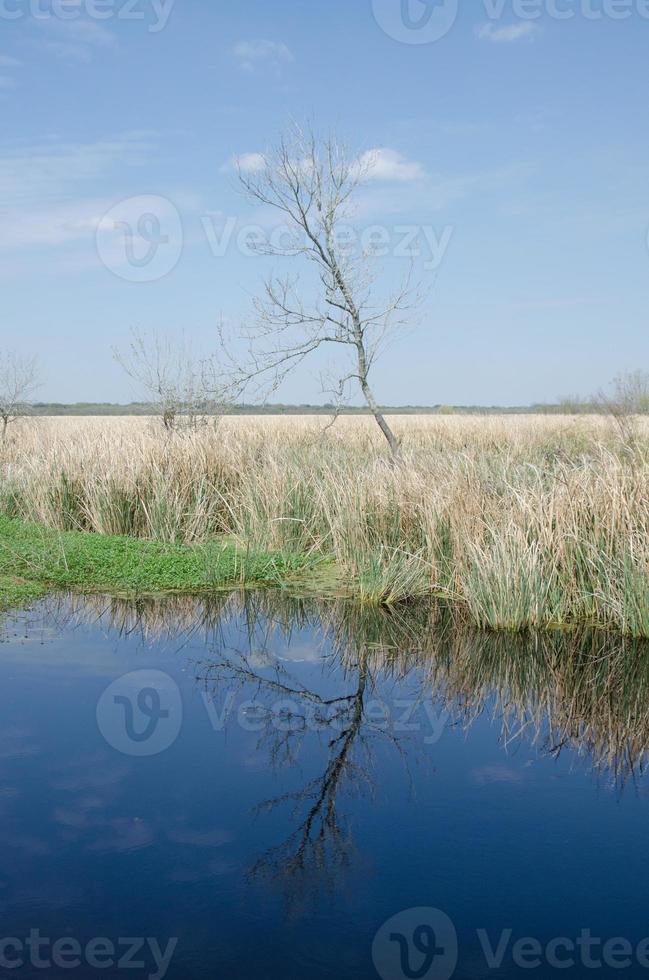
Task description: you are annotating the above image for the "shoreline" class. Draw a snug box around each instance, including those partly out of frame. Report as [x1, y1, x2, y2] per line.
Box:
[2, 516, 648, 643]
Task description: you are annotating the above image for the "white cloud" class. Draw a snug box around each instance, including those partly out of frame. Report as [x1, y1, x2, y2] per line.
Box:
[0, 55, 21, 68]
[238, 152, 266, 173]
[475, 22, 539, 43]
[221, 152, 266, 175]
[233, 39, 293, 72]
[224, 146, 424, 187]
[356, 148, 426, 183]
[224, 144, 423, 184]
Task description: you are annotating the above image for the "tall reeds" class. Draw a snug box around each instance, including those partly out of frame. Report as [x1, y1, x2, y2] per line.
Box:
[2, 414, 649, 634]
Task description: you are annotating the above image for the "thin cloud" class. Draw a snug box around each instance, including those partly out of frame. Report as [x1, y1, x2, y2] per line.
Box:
[233, 39, 294, 73]
[0, 55, 21, 68]
[0, 133, 157, 204]
[0, 133, 159, 254]
[29, 18, 117, 63]
[0, 198, 114, 248]
[476, 22, 539, 43]
[356, 161, 533, 219]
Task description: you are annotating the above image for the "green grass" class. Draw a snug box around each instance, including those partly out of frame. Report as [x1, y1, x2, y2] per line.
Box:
[0, 575, 48, 612]
[0, 516, 321, 609]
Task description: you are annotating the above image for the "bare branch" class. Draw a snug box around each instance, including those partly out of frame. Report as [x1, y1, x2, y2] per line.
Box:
[0, 350, 40, 440]
[595, 370, 649, 446]
[113, 328, 229, 432]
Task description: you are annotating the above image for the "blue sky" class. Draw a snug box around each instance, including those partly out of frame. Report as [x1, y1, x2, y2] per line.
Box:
[2, 0, 648, 405]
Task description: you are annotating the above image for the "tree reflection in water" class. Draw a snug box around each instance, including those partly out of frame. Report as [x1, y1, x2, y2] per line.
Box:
[44, 590, 649, 902]
[193, 601, 417, 902]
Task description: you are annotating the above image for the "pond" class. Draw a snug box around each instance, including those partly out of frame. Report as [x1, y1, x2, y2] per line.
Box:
[1, 592, 649, 979]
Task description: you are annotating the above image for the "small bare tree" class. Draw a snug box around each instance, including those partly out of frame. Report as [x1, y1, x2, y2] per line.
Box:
[0, 350, 40, 440]
[597, 370, 649, 443]
[223, 125, 420, 458]
[114, 328, 225, 431]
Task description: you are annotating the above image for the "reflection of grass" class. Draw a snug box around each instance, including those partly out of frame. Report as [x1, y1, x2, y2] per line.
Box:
[67, 590, 649, 785]
[0, 516, 320, 608]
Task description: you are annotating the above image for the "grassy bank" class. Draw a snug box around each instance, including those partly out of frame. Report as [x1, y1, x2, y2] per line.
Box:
[2, 415, 649, 636]
[0, 516, 317, 610]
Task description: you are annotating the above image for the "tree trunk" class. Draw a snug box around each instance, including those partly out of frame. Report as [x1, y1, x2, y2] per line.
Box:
[327, 252, 402, 459]
[352, 325, 401, 460]
[360, 376, 401, 460]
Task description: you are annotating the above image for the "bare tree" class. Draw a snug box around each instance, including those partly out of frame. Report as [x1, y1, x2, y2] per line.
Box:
[597, 369, 649, 443]
[0, 350, 40, 440]
[223, 125, 420, 458]
[113, 328, 225, 431]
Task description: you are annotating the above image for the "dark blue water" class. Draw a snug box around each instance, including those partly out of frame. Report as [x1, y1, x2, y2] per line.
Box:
[1, 593, 648, 979]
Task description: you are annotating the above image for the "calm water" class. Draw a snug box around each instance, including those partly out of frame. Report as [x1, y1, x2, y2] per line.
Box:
[1, 593, 649, 979]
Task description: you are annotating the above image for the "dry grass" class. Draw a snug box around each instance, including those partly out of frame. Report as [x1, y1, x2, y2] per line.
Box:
[2, 413, 649, 634]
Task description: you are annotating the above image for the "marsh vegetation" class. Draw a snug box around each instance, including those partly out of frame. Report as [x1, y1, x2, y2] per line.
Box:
[3, 413, 649, 636]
